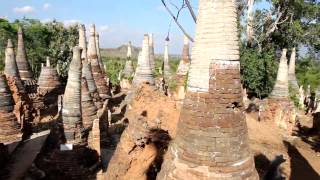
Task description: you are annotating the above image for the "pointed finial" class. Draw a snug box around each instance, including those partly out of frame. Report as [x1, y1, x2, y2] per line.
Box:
[46, 57, 51, 67]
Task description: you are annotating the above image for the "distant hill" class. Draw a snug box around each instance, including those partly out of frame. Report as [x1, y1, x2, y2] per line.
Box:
[100, 45, 141, 59]
[101, 45, 181, 60]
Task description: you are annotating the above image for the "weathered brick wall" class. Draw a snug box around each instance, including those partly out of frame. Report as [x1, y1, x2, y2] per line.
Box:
[157, 61, 258, 179]
[0, 75, 22, 144]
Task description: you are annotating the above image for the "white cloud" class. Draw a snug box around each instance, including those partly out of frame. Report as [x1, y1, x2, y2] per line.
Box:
[63, 19, 81, 27]
[13, 6, 35, 14]
[43, 3, 51, 10]
[99, 25, 111, 33]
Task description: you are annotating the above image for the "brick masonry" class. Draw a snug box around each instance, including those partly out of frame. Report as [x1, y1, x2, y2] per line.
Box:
[157, 61, 258, 179]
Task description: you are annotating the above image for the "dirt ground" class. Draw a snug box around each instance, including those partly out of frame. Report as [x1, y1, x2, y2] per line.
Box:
[246, 111, 320, 179]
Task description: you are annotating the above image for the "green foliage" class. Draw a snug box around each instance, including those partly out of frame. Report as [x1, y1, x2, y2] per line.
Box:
[0, 18, 78, 80]
[154, 58, 163, 78]
[240, 44, 278, 97]
[268, 0, 320, 51]
[168, 78, 178, 92]
[289, 83, 299, 108]
[169, 57, 179, 74]
[296, 56, 320, 92]
[103, 56, 125, 86]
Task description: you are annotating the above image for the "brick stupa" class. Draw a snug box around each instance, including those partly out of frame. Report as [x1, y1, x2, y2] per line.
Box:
[16, 26, 33, 80]
[157, 1, 258, 179]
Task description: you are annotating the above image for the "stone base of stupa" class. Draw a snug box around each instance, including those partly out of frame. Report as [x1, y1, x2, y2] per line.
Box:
[263, 97, 296, 135]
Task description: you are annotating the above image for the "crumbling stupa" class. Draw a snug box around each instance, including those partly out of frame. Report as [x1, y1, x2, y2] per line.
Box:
[81, 78, 98, 130]
[133, 35, 155, 86]
[4, 39, 19, 78]
[0, 74, 22, 144]
[270, 49, 289, 98]
[288, 47, 299, 90]
[148, 33, 155, 72]
[157, 0, 259, 179]
[79, 24, 98, 95]
[123, 41, 134, 78]
[16, 26, 33, 80]
[62, 47, 83, 145]
[79, 24, 88, 60]
[4, 39, 26, 94]
[38, 57, 61, 94]
[120, 41, 135, 91]
[88, 24, 110, 99]
[95, 32, 105, 75]
[266, 49, 296, 131]
[175, 35, 191, 102]
[176, 35, 190, 75]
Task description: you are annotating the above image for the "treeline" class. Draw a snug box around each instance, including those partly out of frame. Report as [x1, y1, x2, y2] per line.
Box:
[0, 18, 78, 80]
[240, 0, 320, 97]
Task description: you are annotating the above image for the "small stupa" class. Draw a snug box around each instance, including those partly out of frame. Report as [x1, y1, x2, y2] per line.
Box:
[38, 57, 61, 94]
[132, 34, 155, 86]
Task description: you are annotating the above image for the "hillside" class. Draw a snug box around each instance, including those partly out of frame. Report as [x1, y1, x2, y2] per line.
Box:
[101, 45, 181, 59]
[101, 45, 141, 58]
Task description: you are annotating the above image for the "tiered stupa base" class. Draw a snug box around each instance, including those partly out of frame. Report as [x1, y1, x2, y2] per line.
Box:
[263, 97, 296, 134]
[157, 61, 258, 180]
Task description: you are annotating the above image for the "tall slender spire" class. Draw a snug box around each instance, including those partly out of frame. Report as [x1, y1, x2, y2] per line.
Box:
[62, 47, 83, 145]
[95, 32, 105, 74]
[158, 1, 258, 179]
[0, 74, 22, 144]
[288, 47, 299, 90]
[123, 41, 134, 78]
[16, 25, 33, 80]
[133, 35, 155, 86]
[79, 24, 98, 95]
[78, 24, 88, 60]
[270, 49, 289, 98]
[177, 35, 190, 75]
[88, 24, 110, 99]
[163, 38, 170, 77]
[148, 33, 155, 72]
[127, 41, 132, 59]
[4, 39, 20, 78]
[4, 39, 26, 94]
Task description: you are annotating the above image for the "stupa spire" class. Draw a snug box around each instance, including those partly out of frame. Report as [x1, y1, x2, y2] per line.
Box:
[62, 47, 83, 144]
[88, 24, 110, 99]
[288, 47, 299, 90]
[148, 33, 155, 72]
[4, 39, 20, 78]
[16, 25, 33, 80]
[132, 35, 155, 86]
[270, 49, 289, 98]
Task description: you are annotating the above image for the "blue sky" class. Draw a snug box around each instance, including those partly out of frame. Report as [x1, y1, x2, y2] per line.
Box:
[0, 0, 271, 54]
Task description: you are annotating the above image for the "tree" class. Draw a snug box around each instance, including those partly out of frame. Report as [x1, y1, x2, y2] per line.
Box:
[0, 18, 78, 81]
